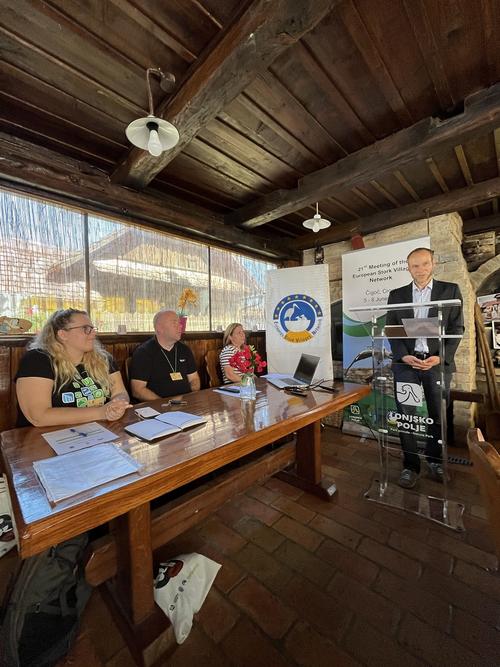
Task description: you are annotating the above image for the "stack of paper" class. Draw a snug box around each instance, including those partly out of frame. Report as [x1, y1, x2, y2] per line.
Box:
[33, 444, 142, 504]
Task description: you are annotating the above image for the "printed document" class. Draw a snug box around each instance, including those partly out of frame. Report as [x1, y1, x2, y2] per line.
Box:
[42, 422, 118, 456]
[33, 444, 141, 504]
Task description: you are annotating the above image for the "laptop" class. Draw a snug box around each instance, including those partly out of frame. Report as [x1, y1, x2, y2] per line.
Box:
[265, 354, 320, 389]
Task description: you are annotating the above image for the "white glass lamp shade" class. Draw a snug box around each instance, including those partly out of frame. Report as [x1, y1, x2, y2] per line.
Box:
[303, 212, 331, 233]
[125, 114, 179, 155]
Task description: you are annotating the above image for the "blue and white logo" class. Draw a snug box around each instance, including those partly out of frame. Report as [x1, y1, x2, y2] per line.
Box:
[273, 294, 323, 343]
[62, 392, 75, 404]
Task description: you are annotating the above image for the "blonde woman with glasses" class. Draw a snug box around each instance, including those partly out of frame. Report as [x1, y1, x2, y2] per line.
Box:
[16, 308, 131, 427]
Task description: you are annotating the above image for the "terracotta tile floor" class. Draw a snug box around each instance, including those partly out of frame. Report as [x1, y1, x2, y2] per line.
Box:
[2, 429, 499, 666]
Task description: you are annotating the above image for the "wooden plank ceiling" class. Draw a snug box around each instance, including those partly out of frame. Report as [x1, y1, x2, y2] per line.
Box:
[0, 0, 500, 259]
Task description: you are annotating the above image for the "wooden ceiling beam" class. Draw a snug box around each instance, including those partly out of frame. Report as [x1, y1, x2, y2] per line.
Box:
[463, 213, 500, 235]
[111, 0, 341, 188]
[0, 132, 296, 260]
[454, 144, 479, 217]
[227, 83, 500, 228]
[293, 175, 500, 250]
[425, 156, 449, 192]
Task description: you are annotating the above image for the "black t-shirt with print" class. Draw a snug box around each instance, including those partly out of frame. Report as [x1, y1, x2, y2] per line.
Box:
[129, 338, 196, 398]
[15, 349, 118, 427]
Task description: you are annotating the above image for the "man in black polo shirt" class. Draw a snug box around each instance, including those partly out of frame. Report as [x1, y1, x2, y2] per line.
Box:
[130, 309, 200, 401]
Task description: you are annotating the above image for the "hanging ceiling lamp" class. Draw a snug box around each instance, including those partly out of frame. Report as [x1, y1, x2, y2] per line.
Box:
[125, 68, 179, 157]
[302, 203, 331, 233]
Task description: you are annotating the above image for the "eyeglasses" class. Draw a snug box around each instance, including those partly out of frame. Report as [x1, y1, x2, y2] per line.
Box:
[64, 325, 97, 335]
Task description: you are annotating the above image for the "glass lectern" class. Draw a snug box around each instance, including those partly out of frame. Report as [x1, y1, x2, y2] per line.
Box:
[349, 299, 464, 531]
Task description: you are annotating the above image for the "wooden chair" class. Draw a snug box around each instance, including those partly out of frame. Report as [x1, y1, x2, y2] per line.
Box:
[467, 427, 500, 563]
[204, 349, 222, 388]
[474, 303, 500, 447]
[122, 356, 132, 396]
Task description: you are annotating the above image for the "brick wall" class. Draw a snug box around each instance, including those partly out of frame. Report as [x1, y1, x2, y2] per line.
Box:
[303, 213, 476, 442]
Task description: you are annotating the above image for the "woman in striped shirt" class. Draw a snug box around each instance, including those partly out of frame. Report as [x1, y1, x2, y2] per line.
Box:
[219, 323, 246, 383]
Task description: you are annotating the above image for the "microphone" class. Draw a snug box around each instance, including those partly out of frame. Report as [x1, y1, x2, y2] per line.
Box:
[344, 347, 392, 376]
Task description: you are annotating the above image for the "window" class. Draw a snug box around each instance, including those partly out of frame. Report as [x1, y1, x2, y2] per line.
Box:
[210, 246, 275, 330]
[0, 191, 85, 331]
[0, 190, 276, 332]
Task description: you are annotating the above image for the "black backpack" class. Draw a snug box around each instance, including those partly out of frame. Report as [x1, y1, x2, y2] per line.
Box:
[0, 533, 92, 667]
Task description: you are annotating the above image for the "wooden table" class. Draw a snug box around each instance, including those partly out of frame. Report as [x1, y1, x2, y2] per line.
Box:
[1, 379, 369, 665]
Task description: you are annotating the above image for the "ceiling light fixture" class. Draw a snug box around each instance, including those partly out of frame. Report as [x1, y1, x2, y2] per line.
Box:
[125, 68, 179, 157]
[302, 203, 331, 233]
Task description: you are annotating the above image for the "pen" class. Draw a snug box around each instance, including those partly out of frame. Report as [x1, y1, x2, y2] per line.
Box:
[69, 428, 88, 437]
[218, 387, 240, 393]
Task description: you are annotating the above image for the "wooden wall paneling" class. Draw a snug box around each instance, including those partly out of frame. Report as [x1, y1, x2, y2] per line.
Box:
[9, 346, 26, 431]
[0, 347, 11, 434]
[0, 333, 265, 432]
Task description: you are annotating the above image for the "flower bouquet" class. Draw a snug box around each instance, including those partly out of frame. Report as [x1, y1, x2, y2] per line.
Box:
[229, 345, 266, 400]
[177, 288, 198, 333]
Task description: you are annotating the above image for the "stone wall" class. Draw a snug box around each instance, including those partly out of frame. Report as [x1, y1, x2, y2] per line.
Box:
[303, 213, 476, 442]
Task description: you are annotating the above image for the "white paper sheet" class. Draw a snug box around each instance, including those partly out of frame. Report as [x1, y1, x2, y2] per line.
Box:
[33, 444, 141, 504]
[401, 317, 440, 338]
[213, 386, 262, 398]
[42, 422, 118, 455]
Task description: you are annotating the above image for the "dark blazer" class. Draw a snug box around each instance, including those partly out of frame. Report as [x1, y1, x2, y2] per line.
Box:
[386, 280, 464, 371]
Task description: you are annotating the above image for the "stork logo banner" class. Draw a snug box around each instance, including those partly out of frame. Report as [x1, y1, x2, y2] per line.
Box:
[273, 294, 323, 343]
[396, 381, 424, 406]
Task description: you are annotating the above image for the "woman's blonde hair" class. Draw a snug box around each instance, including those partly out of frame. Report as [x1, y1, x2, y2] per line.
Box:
[223, 322, 243, 347]
[29, 309, 111, 395]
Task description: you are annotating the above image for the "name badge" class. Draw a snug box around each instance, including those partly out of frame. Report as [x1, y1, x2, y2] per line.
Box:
[170, 372, 183, 381]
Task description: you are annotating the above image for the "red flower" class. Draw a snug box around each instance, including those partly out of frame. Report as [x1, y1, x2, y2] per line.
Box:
[229, 345, 267, 374]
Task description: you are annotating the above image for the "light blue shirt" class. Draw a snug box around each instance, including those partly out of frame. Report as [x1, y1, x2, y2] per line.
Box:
[412, 280, 433, 353]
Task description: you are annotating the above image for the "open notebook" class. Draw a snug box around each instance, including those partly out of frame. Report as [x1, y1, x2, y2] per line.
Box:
[125, 411, 207, 441]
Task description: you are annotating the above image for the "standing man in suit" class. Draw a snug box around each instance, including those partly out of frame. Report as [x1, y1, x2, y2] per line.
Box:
[386, 248, 464, 489]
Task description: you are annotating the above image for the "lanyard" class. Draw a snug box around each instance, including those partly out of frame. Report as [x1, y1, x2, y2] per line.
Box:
[160, 344, 177, 373]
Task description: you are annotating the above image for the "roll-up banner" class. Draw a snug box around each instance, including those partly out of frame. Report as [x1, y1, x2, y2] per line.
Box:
[266, 265, 333, 382]
[342, 237, 430, 436]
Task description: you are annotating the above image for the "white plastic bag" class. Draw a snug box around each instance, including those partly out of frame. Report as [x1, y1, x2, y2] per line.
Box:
[0, 475, 17, 558]
[153, 553, 221, 644]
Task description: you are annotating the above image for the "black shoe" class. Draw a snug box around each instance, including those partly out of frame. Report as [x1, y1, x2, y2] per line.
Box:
[426, 461, 450, 483]
[399, 468, 418, 489]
